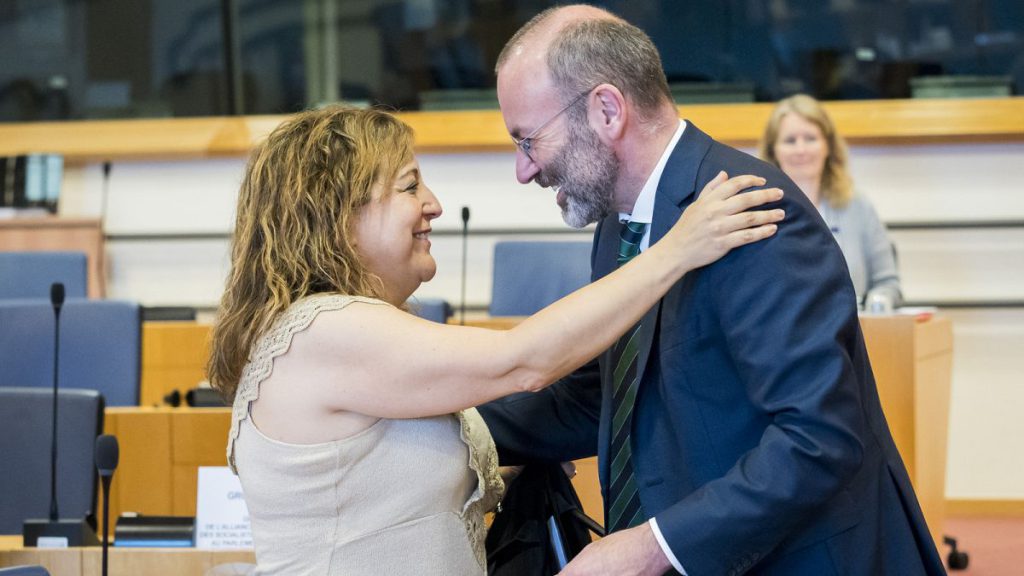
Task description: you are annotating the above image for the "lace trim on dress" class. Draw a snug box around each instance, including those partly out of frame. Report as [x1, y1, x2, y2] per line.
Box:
[226, 293, 389, 472]
[456, 409, 505, 569]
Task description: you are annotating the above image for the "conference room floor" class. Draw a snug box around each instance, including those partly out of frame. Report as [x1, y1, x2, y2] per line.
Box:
[943, 516, 1024, 575]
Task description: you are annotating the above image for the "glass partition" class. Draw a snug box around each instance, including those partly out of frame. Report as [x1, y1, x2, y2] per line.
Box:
[1, 0, 1021, 122]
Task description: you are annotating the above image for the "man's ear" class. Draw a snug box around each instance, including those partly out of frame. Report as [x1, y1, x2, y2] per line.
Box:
[588, 84, 627, 144]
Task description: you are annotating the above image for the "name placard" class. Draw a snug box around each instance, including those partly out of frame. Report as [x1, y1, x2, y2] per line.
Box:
[195, 466, 253, 549]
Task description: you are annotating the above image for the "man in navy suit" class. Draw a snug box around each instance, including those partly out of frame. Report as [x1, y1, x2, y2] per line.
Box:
[479, 5, 945, 575]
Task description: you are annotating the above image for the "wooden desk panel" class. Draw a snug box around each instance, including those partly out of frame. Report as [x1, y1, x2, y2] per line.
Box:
[0, 217, 105, 298]
[102, 408, 229, 521]
[860, 315, 953, 551]
[0, 536, 255, 576]
[103, 409, 173, 519]
[171, 411, 231, 516]
[141, 322, 212, 407]
[0, 537, 81, 575]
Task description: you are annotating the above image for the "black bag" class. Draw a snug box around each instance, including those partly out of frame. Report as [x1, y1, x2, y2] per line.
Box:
[486, 462, 602, 575]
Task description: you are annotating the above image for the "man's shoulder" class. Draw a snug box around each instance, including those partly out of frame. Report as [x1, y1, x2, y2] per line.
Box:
[701, 138, 786, 183]
[667, 126, 787, 190]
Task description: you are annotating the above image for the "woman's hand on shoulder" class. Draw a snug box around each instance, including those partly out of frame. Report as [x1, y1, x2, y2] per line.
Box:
[672, 171, 784, 271]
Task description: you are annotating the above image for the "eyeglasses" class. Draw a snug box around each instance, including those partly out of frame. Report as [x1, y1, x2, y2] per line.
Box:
[510, 88, 593, 162]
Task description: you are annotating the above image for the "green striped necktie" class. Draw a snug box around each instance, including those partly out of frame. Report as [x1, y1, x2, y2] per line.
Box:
[607, 219, 648, 532]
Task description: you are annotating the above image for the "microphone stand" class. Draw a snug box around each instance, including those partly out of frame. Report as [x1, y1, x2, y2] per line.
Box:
[460, 206, 470, 325]
[23, 283, 99, 547]
[102, 482, 111, 576]
[49, 283, 62, 523]
[95, 434, 119, 576]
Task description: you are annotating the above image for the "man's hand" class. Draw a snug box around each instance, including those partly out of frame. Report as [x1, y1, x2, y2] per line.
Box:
[559, 522, 673, 576]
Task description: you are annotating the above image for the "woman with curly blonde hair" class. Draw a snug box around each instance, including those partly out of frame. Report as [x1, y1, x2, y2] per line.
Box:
[208, 105, 783, 575]
[760, 94, 902, 308]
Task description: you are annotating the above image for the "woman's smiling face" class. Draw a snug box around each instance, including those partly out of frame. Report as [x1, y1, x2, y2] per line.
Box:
[353, 160, 443, 303]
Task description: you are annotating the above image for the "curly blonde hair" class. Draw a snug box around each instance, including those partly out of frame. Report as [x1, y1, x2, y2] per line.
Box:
[758, 94, 853, 208]
[208, 106, 414, 401]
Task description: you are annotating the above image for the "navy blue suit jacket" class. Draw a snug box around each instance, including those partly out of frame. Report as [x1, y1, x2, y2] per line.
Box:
[480, 123, 945, 575]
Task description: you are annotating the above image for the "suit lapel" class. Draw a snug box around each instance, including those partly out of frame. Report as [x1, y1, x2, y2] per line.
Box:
[649, 122, 713, 245]
[593, 214, 622, 490]
[633, 123, 713, 396]
[592, 214, 621, 282]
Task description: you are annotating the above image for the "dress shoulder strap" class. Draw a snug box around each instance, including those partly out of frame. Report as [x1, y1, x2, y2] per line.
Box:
[226, 294, 389, 471]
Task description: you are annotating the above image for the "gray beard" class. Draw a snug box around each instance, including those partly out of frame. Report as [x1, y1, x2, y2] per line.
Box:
[560, 183, 610, 229]
[541, 121, 619, 229]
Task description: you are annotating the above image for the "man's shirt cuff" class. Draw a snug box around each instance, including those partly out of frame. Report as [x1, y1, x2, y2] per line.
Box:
[649, 517, 687, 575]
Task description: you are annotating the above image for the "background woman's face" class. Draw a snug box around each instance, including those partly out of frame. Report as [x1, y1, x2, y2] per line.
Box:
[773, 113, 829, 187]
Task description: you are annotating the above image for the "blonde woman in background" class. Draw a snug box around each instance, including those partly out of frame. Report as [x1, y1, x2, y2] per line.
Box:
[207, 105, 783, 576]
[760, 94, 902, 309]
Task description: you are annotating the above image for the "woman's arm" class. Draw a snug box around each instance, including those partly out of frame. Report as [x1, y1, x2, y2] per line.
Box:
[299, 173, 784, 418]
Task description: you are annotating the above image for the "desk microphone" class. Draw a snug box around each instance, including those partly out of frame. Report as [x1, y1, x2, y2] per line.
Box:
[460, 206, 470, 325]
[95, 435, 119, 576]
[162, 387, 226, 407]
[99, 161, 112, 227]
[23, 283, 99, 546]
[49, 282, 65, 522]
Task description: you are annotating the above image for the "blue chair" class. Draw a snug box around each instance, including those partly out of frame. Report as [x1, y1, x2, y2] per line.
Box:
[0, 388, 103, 536]
[407, 297, 452, 324]
[489, 241, 592, 316]
[0, 251, 88, 300]
[0, 567, 51, 576]
[0, 299, 141, 406]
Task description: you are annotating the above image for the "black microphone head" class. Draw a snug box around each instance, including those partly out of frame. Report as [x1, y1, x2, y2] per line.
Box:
[50, 282, 65, 308]
[461, 206, 470, 223]
[163, 389, 181, 407]
[95, 434, 119, 477]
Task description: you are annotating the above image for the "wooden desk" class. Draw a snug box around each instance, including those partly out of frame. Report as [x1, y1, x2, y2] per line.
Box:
[101, 408, 231, 523]
[0, 536, 254, 576]
[141, 322, 213, 407]
[860, 315, 953, 551]
[0, 217, 105, 298]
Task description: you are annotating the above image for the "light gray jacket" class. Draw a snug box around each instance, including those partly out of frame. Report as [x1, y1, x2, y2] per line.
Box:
[818, 193, 903, 307]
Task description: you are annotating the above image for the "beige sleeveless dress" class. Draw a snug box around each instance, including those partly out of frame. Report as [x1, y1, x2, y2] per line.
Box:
[227, 294, 504, 575]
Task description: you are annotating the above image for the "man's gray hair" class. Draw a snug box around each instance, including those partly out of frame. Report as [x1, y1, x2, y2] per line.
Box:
[497, 7, 673, 118]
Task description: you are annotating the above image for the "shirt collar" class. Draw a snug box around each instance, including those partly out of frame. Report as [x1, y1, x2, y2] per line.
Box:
[618, 119, 687, 225]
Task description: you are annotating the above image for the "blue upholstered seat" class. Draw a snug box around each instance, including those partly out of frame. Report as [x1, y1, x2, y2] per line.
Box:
[0, 299, 141, 406]
[0, 566, 52, 576]
[0, 388, 103, 536]
[407, 297, 452, 324]
[0, 252, 88, 300]
[489, 241, 592, 317]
